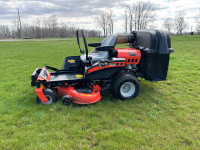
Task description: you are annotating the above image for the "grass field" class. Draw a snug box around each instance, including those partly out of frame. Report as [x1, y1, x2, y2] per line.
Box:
[0, 35, 200, 149]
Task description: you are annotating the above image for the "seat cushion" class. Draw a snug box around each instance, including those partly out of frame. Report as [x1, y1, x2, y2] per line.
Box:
[80, 51, 109, 63]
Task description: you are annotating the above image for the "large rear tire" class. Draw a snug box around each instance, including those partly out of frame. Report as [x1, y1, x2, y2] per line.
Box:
[37, 89, 58, 104]
[111, 73, 140, 100]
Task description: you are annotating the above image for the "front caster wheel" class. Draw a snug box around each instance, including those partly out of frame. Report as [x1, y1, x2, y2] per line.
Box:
[101, 87, 109, 96]
[37, 89, 58, 104]
[62, 95, 72, 105]
[111, 73, 140, 100]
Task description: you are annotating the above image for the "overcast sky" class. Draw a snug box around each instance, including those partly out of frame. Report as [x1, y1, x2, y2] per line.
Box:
[0, 0, 200, 33]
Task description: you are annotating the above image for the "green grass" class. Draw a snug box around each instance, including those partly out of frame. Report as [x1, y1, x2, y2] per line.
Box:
[0, 36, 200, 149]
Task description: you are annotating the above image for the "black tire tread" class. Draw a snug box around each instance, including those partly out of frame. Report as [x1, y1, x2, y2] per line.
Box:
[111, 73, 140, 100]
[36, 89, 58, 104]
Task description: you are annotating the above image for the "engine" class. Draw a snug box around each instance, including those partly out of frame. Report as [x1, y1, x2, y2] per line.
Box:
[115, 48, 141, 65]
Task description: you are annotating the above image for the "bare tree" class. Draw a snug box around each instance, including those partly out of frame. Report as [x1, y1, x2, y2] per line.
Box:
[48, 15, 58, 37]
[95, 12, 107, 37]
[22, 24, 31, 38]
[174, 11, 188, 35]
[163, 18, 174, 34]
[58, 22, 67, 38]
[195, 10, 200, 34]
[107, 10, 114, 34]
[17, 8, 22, 39]
[94, 10, 114, 37]
[128, 6, 133, 33]
[0, 25, 10, 39]
[127, 1, 155, 32]
[123, 9, 128, 34]
[41, 17, 49, 38]
[34, 17, 41, 39]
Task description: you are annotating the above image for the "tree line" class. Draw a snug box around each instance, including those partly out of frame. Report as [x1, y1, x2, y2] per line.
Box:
[163, 10, 200, 35]
[0, 14, 101, 39]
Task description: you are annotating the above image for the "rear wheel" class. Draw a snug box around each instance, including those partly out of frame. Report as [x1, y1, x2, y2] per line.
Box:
[37, 89, 57, 104]
[111, 73, 140, 100]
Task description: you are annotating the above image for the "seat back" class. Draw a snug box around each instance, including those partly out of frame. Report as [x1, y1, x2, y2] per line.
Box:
[101, 35, 117, 46]
[80, 35, 117, 63]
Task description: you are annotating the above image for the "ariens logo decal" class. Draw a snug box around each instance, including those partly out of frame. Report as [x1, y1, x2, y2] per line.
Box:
[127, 51, 138, 56]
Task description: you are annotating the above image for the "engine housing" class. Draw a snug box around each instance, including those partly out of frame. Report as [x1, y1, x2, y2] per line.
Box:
[115, 48, 141, 65]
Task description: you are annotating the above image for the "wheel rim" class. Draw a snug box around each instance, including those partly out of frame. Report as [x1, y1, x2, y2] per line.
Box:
[120, 82, 135, 97]
[41, 95, 53, 104]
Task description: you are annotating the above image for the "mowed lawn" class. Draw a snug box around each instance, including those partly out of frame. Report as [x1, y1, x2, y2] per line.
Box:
[0, 36, 199, 149]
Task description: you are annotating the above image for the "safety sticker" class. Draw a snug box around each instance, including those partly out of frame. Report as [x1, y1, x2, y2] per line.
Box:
[68, 59, 75, 63]
[76, 74, 83, 78]
[81, 93, 92, 96]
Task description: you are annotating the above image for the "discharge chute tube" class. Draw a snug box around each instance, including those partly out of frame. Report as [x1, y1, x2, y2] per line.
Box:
[116, 34, 135, 44]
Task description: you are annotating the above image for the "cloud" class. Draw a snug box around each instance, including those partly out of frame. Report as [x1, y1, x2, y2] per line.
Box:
[0, 0, 124, 19]
[0, 0, 200, 33]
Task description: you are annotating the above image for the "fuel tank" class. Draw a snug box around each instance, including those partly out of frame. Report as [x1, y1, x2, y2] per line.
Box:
[115, 48, 141, 65]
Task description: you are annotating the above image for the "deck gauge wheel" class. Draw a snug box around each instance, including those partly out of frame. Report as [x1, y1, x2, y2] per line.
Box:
[62, 95, 72, 105]
[37, 89, 58, 104]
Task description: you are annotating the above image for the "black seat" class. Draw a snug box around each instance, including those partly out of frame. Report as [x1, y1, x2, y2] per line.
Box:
[80, 35, 117, 63]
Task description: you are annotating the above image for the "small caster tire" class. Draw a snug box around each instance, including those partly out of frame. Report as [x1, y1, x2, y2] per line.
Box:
[62, 95, 72, 105]
[101, 87, 109, 96]
[37, 89, 58, 105]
